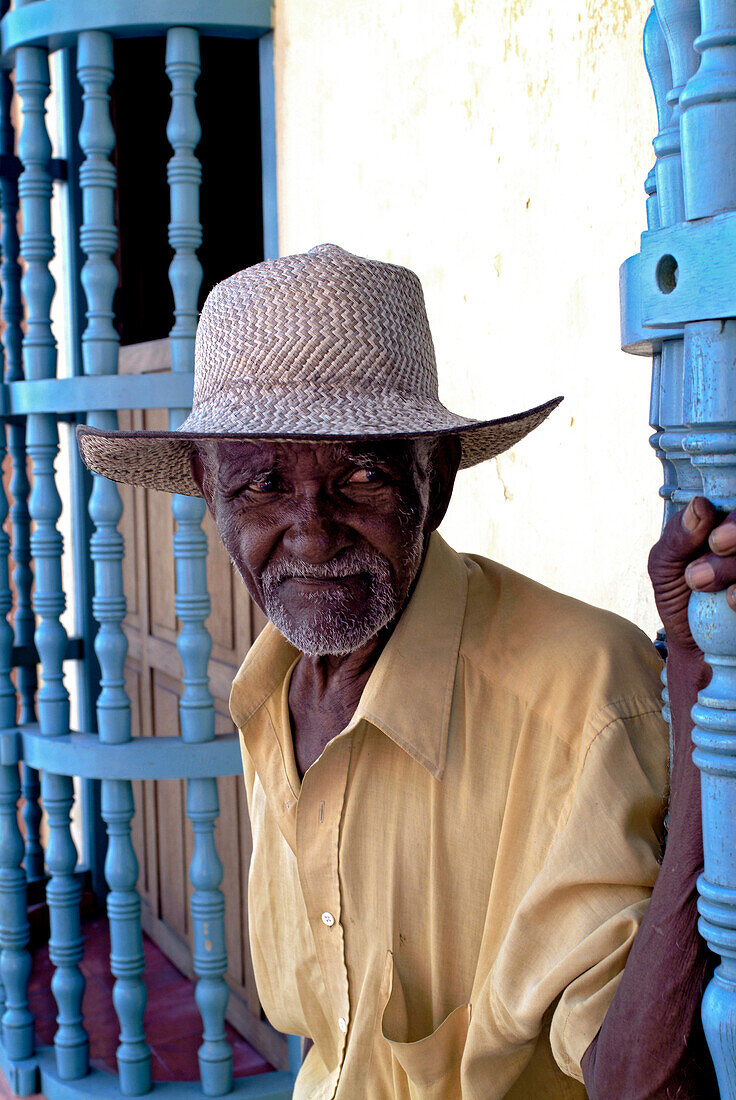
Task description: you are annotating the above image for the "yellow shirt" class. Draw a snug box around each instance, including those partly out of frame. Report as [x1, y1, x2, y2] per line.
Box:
[230, 532, 669, 1099]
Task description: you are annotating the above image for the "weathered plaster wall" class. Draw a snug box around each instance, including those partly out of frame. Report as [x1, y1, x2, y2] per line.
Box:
[272, 0, 662, 636]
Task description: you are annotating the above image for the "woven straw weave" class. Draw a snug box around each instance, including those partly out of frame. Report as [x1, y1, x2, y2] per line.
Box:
[77, 244, 562, 495]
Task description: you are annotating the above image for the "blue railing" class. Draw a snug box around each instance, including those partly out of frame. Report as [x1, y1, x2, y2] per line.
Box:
[0, 1, 298, 1097]
[621, 2, 736, 1094]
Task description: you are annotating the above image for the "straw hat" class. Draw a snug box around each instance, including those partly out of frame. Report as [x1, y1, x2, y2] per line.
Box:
[77, 244, 562, 495]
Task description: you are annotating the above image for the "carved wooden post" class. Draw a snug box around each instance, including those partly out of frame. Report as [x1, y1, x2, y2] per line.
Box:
[654, 0, 702, 523]
[644, 8, 674, 516]
[0, 13, 43, 884]
[0, 410, 32, 1066]
[15, 23, 89, 1079]
[678, 1, 736, 1089]
[166, 27, 233, 1096]
[77, 30, 152, 1095]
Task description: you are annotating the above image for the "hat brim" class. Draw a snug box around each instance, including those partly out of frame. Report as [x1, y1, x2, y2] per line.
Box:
[76, 395, 563, 496]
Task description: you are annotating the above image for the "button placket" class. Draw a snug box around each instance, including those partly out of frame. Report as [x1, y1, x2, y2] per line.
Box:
[296, 734, 354, 1064]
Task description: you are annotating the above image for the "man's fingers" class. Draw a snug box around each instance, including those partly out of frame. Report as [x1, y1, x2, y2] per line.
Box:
[656, 497, 717, 564]
[685, 550, 736, 594]
[708, 509, 736, 556]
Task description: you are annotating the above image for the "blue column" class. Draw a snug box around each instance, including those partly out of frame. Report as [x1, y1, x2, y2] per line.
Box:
[15, 29, 89, 1081]
[654, 0, 703, 523]
[77, 30, 152, 1096]
[166, 26, 233, 1096]
[0, 20, 43, 886]
[678, 1, 736, 1089]
[0, 412, 32, 1065]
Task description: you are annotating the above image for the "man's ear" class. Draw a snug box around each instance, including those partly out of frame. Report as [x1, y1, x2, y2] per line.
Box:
[190, 446, 213, 511]
[427, 436, 461, 532]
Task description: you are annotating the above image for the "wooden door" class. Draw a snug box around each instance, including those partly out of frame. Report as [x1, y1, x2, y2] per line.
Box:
[116, 339, 285, 1070]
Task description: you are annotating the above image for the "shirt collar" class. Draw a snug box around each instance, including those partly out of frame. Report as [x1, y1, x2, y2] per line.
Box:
[229, 531, 468, 781]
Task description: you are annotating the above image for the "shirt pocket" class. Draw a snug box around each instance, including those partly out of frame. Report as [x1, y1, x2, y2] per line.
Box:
[379, 952, 471, 1100]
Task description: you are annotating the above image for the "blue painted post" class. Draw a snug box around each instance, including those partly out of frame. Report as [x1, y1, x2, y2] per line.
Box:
[654, 0, 702, 523]
[677, 1, 736, 1090]
[0, 38, 43, 884]
[0, 416, 33, 1067]
[166, 26, 233, 1096]
[76, 30, 152, 1096]
[15, 28, 89, 1080]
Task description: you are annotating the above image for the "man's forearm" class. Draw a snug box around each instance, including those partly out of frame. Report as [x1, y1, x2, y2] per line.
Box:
[581, 647, 718, 1099]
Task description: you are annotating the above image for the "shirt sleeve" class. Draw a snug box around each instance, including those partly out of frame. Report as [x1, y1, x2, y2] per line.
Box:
[486, 704, 669, 1083]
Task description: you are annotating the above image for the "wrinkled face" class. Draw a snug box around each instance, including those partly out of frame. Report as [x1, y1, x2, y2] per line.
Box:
[193, 438, 451, 656]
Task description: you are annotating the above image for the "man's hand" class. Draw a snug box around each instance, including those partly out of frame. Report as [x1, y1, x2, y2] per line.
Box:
[649, 496, 736, 653]
[582, 496, 728, 1099]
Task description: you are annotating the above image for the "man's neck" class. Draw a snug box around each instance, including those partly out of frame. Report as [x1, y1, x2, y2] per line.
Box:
[288, 627, 391, 779]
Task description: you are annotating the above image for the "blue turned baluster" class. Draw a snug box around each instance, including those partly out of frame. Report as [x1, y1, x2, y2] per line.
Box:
[0, 14, 43, 887]
[166, 27, 233, 1096]
[678, 1, 736, 1090]
[15, 32, 89, 1080]
[644, 9, 675, 520]
[77, 31, 152, 1095]
[654, 0, 703, 521]
[0, 412, 33, 1066]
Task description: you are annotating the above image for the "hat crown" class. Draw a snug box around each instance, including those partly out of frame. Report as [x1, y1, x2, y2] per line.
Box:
[193, 244, 439, 406]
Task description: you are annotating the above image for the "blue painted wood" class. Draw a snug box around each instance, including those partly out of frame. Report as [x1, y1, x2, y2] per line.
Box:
[15, 30, 90, 1082]
[259, 32, 279, 261]
[1, 0, 272, 59]
[32, 1042, 296, 1100]
[76, 29, 152, 1096]
[166, 28, 233, 1095]
[644, 8, 678, 533]
[676, 6, 736, 1090]
[20, 729, 244, 780]
[636, 212, 736, 326]
[681, 2, 736, 220]
[0, 407, 33, 1068]
[625, 2, 736, 1092]
[652, 0, 703, 523]
[7, 369, 194, 416]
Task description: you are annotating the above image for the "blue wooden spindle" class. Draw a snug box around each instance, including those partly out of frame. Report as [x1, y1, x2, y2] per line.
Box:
[43, 780, 88, 1080]
[0, 51, 43, 874]
[77, 31, 151, 1095]
[166, 27, 232, 1095]
[16, 43, 68, 737]
[677, 7, 736, 1084]
[653, 0, 702, 522]
[0, 414, 32, 1066]
[16, 39, 89, 1081]
[187, 778, 232, 1097]
[0, 758, 33, 1067]
[644, 9, 676, 527]
[102, 782, 150, 1096]
[681, 0, 736, 219]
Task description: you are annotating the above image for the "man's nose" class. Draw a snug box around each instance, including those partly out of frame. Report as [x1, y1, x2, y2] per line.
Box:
[281, 494, 351, 562]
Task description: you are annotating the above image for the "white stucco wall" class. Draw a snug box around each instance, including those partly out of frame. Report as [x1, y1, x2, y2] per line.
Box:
[272, 0, 662, 636]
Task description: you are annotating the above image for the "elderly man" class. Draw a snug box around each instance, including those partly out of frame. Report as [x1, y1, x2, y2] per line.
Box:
[78, 244, 733, 1098]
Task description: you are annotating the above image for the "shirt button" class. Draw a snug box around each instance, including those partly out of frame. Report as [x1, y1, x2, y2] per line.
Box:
[321, 912, 335, 927]
[337, 1016, 347, 1033]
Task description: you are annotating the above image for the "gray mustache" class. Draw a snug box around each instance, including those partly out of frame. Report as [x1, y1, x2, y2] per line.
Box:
[262, 548, 385, 589]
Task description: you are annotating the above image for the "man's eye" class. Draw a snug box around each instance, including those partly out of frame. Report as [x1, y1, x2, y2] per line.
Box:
[346, 467, 384, 485]
[246, 474, 280, 494]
